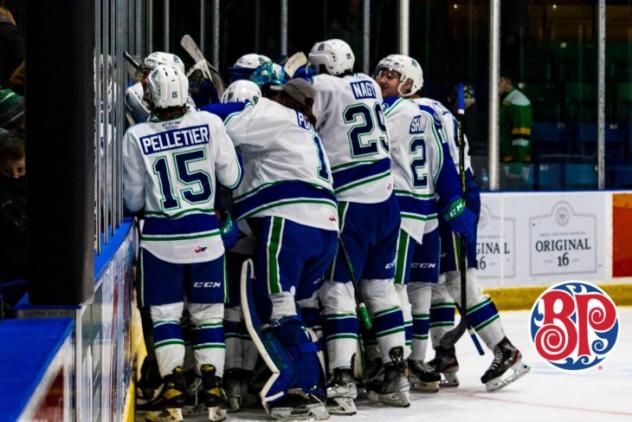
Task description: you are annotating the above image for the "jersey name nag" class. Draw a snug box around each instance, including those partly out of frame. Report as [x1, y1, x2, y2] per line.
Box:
[350, 81, 377, 99]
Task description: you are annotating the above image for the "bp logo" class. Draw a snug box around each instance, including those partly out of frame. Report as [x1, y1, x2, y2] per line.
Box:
[529, 281, 619, 371]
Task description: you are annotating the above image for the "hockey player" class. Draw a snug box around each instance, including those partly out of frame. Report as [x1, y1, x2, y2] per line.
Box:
[374, 54, 476, 393]
[204, 77, 338, 420]
[307, 39, 408, 411]
[123, 64, 242, 421]
[409, 70, 530, 392]
[124, 52, 186, 124]
[227, 53, 272, 82]
[218, 79, 262, 412]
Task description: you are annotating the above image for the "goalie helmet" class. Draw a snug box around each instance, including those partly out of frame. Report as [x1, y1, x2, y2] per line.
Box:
[222, 80, 262, 104]
[374, 54, 423, 97]
[249, 62, 287, 88]
[142, 52, 185, 73]
[147, 64, 189, 108]
[308, 39, 355, 76]
[229, 53, 272, 81]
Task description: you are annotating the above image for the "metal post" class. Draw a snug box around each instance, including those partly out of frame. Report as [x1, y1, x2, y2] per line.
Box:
[163, 0, 169, 51]
[363, 0, 370, 74]
[200, 0, 207, 54]
[280, 0, 288, 56]
[136, 0, 143, 56]
[398, 0, 409, 55]
[212, 0, 219, 68]
[26, 0, 96, 304]
[488, 0, 501, 190]
[597, 0, 606, 189]
[148, 0, 154, 52]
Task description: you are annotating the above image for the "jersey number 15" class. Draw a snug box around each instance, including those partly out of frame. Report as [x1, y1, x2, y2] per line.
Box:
[153, 148, 213, 210]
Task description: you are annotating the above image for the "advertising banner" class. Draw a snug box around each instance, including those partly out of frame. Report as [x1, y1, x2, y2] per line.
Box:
[477, 192, 606, 288]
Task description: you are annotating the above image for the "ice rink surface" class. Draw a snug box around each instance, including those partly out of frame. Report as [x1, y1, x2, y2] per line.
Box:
[144, 308, 632, 422]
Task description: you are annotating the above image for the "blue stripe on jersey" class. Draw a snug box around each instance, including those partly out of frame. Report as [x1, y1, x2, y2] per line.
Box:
[201, 101, 248, 121]
[435, 140, 463, 212]
[332, 158, 391, 191]
[418, 104, 444, 130]
[232, 181, 337, 220]
[395, 193, 435, 218]
[143, 213, 220, 237]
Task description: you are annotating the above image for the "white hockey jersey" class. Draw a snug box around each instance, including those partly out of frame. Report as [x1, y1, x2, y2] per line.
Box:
[403, 99, 463, 234]
[123, 110, 242, 263]
[220, 97, 338, 232]
[413, 98, 473, 174]
[383, 97, 434, 243]
[311, 73, 393, 204]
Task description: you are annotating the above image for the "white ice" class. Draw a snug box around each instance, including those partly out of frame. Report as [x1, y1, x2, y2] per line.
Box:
[145, 308, 632, 422]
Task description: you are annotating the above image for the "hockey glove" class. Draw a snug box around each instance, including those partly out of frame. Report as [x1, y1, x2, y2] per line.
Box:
[442, 197, 476, 251]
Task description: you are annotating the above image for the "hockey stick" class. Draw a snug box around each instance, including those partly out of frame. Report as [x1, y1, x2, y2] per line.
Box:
[338, 238, 372, 331]
[123, 51, 142, 72]
[180, 34, 225, 95]
[282, 52, 307, 78]
[439, 84, 484, 355]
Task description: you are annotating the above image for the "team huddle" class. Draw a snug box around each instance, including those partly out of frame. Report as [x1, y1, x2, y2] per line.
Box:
[122, 39, 530, 422]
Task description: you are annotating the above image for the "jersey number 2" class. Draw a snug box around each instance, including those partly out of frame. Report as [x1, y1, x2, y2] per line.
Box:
[153, 149, 212, 210]
[410, 137, 428, 188]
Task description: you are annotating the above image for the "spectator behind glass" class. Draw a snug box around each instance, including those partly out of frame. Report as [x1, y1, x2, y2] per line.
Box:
[498, 69, 533, 189]
[0, 85, 25, 134]
[0, 131, 27, 282]
[0, 6, 25, 91]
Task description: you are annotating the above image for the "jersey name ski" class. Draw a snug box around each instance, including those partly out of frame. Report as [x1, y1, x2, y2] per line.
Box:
[312, 73, 393, 204]
[123, 110, 242, 263]
[413, 97, 473, 174]
[383, 97, 434, 243]
[220, 98, 338, 232]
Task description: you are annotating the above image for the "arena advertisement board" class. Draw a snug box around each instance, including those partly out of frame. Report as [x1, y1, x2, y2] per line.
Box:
[477, 192, 607, 288]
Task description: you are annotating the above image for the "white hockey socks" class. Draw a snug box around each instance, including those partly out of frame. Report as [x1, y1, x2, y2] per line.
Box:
[407, 282, 431, 362]
[429, 280, 456, 348]
[444, 268, 505, 350]
[150, 302, 185, 378]
[188, 302, 225, 377]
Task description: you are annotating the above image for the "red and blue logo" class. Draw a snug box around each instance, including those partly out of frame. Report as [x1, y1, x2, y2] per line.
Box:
[530, 281, 619, 371]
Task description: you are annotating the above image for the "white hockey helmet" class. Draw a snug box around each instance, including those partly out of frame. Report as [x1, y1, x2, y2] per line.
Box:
[233, 53, 272, 69]
[147, 64, 189, 108]
[221, 80, 262, 104]
[374, 54, 424, 97]
[308, 38, 355, 76]
[229, 53, 272, 82]
[142, 51, 185, 73]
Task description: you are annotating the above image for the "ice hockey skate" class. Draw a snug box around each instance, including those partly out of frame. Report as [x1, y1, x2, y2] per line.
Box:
[224, 367, 254, 411]
[408, 359, 441, 392]
[481, 338, 530, 392]
[366, 347, 411, 407]
[428, 346, 460, 387]
[199, 364, 228, 421]
[326, 368, 357, 415]
[269, 390, 329, 421]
